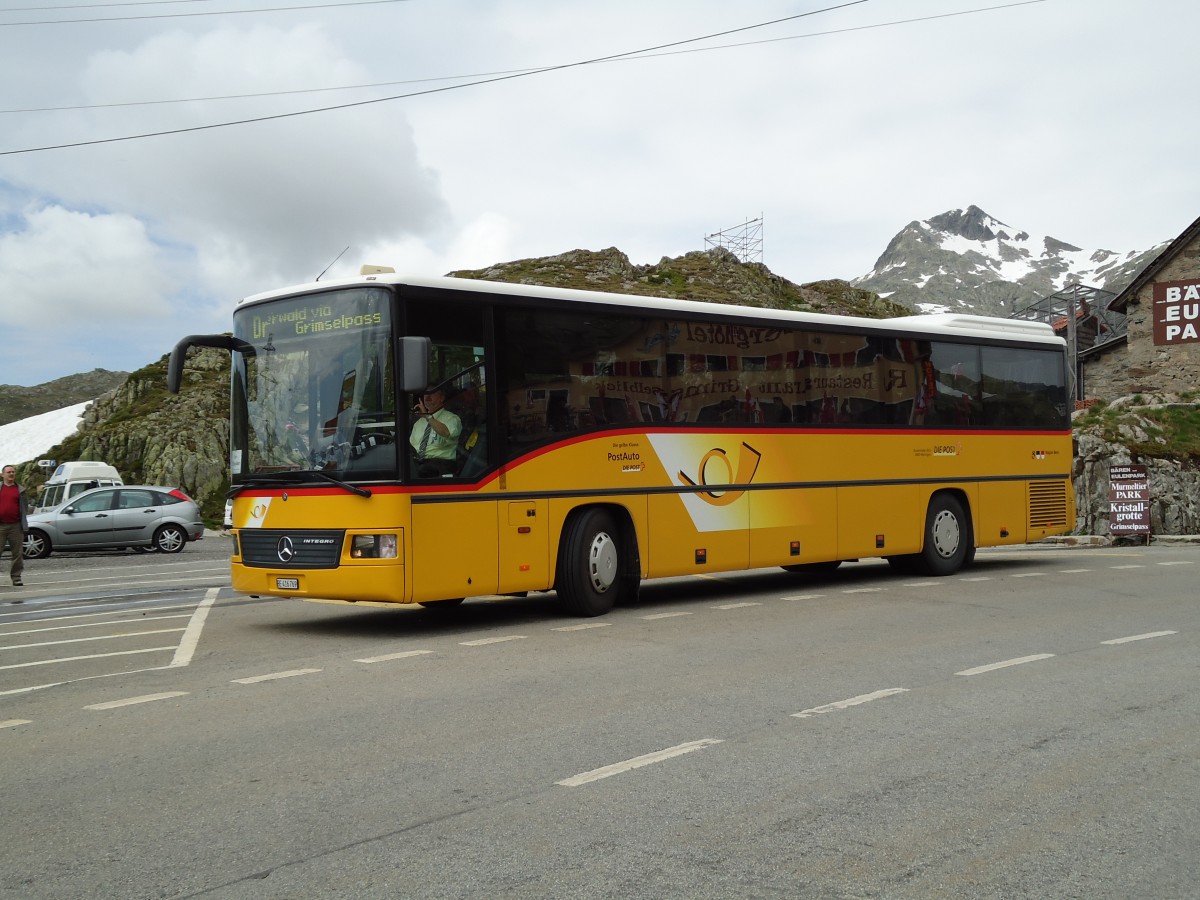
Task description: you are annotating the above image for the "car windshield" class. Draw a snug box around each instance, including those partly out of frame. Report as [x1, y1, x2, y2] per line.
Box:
[229, 287, 398, 482]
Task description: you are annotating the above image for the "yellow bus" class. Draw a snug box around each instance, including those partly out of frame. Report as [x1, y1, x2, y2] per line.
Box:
[168, 269, 1075, 616]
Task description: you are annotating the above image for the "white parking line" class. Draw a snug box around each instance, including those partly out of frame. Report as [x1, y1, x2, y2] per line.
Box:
[901, 582, 939, 588]
[1059, 569, 1091, 573]
[781, 594, 824, 601]
[355, 649, 435, 663]
[1011, 573, 1044, 578]
[459, 635, 526, 647]
[556, 739, 723, 787]
[1, 719, 32, 729]
[961, 577, 992, 582]
[843, 587, 885, 594]
[84, 691, 188, 710]
[0, 613, 194, 637]
[1157, 561, 1194, 566]
[956, 654, 1055, 676]
[0, 628, 186, 651]
[640, 611, 692, 620]
[169, 588, 218, 668]
[1110, 565, 1145, 570]
[792, 688, 909, 719]
[713, 602, 761, 609]
[232, 669, 322, 684]
[552, 622, 612, 632]
[0, 647, 176, 671]
[1101, 631, 1178, 645]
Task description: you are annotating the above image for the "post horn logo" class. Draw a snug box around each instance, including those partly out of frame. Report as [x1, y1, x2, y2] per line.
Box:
[678, 442, 762, 506]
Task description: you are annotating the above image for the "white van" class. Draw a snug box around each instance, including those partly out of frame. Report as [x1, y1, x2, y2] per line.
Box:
[36, 460, 124, 511]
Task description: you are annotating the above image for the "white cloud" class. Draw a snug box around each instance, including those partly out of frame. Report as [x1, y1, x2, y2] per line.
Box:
[1, 0, 1198, 385]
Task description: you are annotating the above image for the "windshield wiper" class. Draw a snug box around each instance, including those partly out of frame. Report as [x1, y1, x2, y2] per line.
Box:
[229, 470, 372, 498]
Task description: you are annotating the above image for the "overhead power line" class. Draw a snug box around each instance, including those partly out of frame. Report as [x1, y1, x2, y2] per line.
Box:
[0, 0, 411, 26]
[1, 0, 1050, 116]
[0, 0, 1047, 156]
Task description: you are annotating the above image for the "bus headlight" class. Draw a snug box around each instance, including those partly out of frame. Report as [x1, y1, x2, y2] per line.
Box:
[350, 534, 399, 559]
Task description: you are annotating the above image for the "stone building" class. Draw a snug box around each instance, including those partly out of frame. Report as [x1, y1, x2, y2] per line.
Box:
[1082, 214, 1200, 400]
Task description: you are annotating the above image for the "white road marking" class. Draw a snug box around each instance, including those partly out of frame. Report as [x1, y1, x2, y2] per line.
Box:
[355, 649, 435, 663]
[84, 691, 188, 710]
[639, 611, 692, 620]
[1059, 569, 1091, 573]
[1110, 565, 1145, 570]
[459, 635, 526, 647]
[1011, 573, 1044, 578]
[0, 613, 193, 637]
[961, 577, 992, 582]
[1, 719, 32, 729]
[232, 669, 322, 684]
[0, 647, 176, 671]
[1101, 631, 1178, 645]
[1157, 561, 1194, 566]
[781, 594, 824, 601]
[792, 688, 909, 719]
[902, 582, 938, 588]
[956, 654, 1055, 676]
[713, 602, 761, 609]
[0, 628, 185, 651]
[556, 738, 723, 787]
[552, 622, 612, 631]
[169, 588, 219, 668]
[843, 587, 885, 594]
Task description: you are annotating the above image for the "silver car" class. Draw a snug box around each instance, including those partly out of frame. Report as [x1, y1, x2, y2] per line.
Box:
[22, 485, 205, 558]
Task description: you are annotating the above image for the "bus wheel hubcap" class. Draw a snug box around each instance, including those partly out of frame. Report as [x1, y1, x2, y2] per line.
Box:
[588, 532, 618, 593]
[931, 510, 960, 558]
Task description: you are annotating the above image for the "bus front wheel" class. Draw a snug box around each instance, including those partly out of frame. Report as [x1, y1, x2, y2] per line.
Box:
[916, 493, 972, 576]
[556, 508, 623, 617]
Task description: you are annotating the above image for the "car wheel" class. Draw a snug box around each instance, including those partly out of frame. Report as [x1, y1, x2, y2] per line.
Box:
[154, 524, 188, 554]
[23, 529, 52, 560]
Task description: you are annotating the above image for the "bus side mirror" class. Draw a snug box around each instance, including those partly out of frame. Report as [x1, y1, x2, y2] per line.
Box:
[398, 336, 431, 393]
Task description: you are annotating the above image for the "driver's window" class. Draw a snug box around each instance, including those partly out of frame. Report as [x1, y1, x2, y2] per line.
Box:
[73, 491, 115, 513]
[404, 296, 489, 481]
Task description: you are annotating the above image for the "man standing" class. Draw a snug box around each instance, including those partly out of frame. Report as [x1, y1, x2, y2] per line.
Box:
[0, 464, 30, 589]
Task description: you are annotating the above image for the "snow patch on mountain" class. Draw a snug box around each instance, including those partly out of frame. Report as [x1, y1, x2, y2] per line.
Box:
[0, 402, 88, 466]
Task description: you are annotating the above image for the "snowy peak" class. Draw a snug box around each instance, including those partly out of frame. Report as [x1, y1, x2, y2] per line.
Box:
[855, 206, 1165, 317]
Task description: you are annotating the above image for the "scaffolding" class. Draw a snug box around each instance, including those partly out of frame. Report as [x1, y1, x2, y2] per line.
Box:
[1009, 283, 1126, 400]
[704, 216, 764, 265]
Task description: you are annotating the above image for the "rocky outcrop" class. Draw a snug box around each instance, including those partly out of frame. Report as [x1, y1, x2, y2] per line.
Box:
[1072, 395, 1200, 536]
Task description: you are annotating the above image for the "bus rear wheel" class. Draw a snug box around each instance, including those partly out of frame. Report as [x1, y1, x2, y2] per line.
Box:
[556, 508, 624, 617]
[915, 493, 971, 576]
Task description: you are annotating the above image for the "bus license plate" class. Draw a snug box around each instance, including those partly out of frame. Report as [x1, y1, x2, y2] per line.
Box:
[276, 577, 300, 590]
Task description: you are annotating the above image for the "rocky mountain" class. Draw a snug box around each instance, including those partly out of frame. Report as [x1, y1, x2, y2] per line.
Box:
[0, 368, 128, 427]
[854, 205, 1166, 317]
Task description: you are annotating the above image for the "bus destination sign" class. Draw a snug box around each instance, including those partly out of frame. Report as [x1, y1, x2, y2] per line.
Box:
[1108, 464, 1150, 536]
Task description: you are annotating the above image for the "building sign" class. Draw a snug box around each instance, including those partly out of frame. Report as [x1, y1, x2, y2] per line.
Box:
[1152, 279, 1200, 345]
[1109, 464, 1150, 536]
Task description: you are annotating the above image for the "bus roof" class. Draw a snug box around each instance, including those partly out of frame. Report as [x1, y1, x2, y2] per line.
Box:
[238, 271, 1064, 346]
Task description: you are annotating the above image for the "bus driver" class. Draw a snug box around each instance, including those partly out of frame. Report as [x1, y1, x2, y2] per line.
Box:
[409, 388, 461, 477]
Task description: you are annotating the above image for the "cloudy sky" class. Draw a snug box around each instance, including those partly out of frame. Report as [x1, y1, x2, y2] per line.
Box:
[2, 0, 1197, 387]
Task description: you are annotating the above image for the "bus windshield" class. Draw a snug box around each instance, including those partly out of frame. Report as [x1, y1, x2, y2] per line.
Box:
[229, 287, 397, 482]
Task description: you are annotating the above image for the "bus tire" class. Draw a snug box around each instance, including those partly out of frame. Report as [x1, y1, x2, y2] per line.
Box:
[556, 508, 622, 617]
[916, 493, 971, 576]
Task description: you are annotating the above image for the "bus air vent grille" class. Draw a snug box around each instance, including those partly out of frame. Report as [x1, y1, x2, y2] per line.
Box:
[239, 529, 345, 569]
[1028, 481, 1069, 529]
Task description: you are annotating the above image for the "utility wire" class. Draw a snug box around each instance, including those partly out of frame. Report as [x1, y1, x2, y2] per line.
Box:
[0, 0, 1048, 116]
[0, 0, 410, 25]
[0, 0, 1047, 156]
